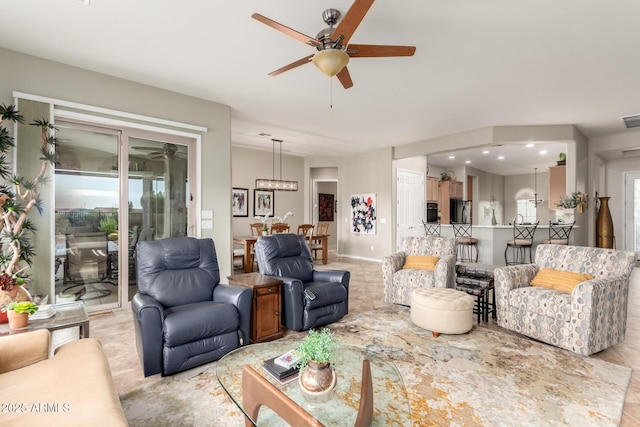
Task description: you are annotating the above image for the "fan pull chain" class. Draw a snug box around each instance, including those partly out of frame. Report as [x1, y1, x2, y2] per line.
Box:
[330, 76, 334, 109]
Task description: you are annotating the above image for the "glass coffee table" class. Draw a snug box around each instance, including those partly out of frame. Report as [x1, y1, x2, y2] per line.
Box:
[216, 340, 411, 426]
[0, 301, 89, 338]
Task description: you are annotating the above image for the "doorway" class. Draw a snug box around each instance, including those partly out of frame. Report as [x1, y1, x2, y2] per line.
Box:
[53, 121, 196, 312]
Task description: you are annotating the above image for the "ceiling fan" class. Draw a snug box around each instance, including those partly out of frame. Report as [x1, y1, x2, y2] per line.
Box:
[252, 0, 416, 89]
[132, 143, 186, 160]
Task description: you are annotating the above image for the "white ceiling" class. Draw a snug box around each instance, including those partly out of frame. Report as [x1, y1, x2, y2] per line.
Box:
[3, 0, 640, 162]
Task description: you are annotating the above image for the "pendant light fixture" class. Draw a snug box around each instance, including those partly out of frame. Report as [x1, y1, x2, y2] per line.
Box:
[531, 167, 544, 208]
[255, 139, 299, 191]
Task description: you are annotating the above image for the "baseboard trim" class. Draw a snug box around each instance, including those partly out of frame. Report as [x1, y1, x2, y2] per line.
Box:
[337, 254, 382, 263]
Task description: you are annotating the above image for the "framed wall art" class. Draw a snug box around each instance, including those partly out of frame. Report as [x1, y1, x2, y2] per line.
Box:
[351, 193, 377, 234]
[232, 188, 248, 217]
[254, 189, 274, 217]
[318, 193, 335, 222]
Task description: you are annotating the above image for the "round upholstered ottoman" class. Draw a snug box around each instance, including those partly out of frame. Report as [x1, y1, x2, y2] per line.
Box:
[410, 288, 474, 337]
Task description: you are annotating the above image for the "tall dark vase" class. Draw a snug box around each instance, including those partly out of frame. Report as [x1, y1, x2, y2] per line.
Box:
[596, 196, 615, 248]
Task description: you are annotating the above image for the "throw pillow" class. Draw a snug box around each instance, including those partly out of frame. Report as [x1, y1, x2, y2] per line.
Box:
[530, 268, 594, 293]
[403, 255, 440, 271]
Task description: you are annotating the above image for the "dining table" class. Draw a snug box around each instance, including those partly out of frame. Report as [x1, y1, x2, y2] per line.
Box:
[233, 234, 330, 274]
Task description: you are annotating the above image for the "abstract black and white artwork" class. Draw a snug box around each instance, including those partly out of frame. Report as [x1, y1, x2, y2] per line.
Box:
[350, 193, 376, 234]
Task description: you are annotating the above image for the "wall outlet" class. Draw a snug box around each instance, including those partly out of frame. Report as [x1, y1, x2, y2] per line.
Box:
[370, 245, 374, 251]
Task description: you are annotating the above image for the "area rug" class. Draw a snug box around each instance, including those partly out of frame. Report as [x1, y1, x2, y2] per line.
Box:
[120, 304, 631, 426]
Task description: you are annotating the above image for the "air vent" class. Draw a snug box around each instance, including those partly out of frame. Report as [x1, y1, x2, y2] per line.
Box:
[621, 114, 640, 129]
[622, 148, 640, 156]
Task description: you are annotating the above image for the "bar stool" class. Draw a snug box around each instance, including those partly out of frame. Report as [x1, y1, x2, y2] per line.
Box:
[505, 221, 539, 265]
[422, 220, 441, 236]
[540, 221, 574, 245]
[452, 222, 478, 263]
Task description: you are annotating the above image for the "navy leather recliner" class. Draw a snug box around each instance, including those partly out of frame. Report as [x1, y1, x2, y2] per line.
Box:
[132, 237, 252, 377]
[254, 234, 350, 331]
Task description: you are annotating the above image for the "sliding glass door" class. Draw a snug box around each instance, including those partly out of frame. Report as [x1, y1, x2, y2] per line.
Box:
[53, 122, 195, 311]
[54, 123, 120, 310]
[126, 135, 193, 301]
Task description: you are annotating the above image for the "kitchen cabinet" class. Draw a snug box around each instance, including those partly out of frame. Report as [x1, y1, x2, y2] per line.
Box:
[450, 181, 463, 200]
[548, 166, 566, 210]
[427, 177, 439, 202]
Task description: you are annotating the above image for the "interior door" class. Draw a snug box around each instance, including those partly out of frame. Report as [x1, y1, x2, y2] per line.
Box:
[396, 169, 425, 250]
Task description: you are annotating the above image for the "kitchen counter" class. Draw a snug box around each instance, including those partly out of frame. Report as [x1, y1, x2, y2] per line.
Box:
[440, 224, 577, 265]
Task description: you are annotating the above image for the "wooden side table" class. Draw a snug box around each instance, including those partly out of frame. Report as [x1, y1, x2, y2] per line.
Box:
[227, 273, 284, 343]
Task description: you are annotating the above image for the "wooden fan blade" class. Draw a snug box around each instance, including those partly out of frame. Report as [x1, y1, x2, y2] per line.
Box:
[337, 67, 354, 89]
[330, 0, 375, 46]
[252, 13, 321, 48]
[268, 55, 314, 76]
[347, 44, 416, 57]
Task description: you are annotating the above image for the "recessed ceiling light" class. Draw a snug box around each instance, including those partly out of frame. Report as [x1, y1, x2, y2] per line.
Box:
[465, 160, 471, 164]
[526, 143, 535, 148]
[482, 150, 490, 154]
[257, 132, 272, 137]
[448, 155, 455, 159]
[539, 150, 548, 155]
[497, 155, 505, 160]
[75, 0, 90, 5]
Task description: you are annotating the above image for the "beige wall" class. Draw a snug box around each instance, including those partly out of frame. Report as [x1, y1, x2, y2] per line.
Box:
[231, 146, 305, 235]
[0, 48, 233, 293]
[338, 148, 394, 260]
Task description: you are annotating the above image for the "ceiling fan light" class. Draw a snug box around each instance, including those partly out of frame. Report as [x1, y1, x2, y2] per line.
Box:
[312, 49, 349, 77]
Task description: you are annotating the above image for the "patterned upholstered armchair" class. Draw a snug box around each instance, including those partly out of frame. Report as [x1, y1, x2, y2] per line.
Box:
[382, 236, 458, 306]
[495, 244, 637, 356]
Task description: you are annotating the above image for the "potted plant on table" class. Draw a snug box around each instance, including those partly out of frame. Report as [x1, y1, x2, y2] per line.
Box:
[3, 301, 38, 329]
[296, 328, 338, 394]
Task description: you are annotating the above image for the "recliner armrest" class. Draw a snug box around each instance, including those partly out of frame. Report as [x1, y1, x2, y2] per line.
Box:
[131, 293, 165, 377]
[277, 276, 305, 331]
[313, 269, 350, 285]
[213, 284, 253, 346]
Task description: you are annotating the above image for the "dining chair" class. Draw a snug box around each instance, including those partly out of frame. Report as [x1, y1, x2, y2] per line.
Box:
[270, 223, 290, 234]
[504, 221, 539, 265]
[297, 224, 315, 246]
[540, 221, 574, 245]
[250, 223, 265, 236]
[311, 223, 329, 260]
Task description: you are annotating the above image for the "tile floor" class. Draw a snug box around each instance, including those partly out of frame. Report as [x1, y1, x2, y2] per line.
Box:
[86, 250, 639, 426]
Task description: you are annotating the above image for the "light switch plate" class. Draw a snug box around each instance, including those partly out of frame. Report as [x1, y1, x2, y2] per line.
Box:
[202, 210, 213, 219]
[202, 220, 213, 229]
